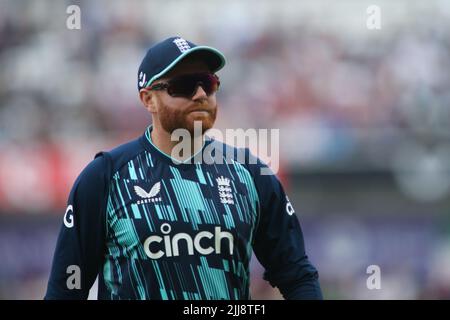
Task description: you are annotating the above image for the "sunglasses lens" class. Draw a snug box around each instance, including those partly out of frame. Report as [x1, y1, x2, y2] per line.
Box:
[167, 73, 219, 98]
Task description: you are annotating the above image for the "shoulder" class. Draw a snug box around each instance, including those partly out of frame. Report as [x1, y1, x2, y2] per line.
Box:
[106, 136, 146, 173]
[206, 138, 273, 178]
[75, 154, 108, 189]
[75, 136, 145, 189]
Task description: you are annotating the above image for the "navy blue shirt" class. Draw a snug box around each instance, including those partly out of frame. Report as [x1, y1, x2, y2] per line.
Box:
[45, 126, 322, 300]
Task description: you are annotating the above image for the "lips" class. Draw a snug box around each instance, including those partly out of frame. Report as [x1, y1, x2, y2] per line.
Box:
[189, 109, 210, 113]
[187, 105, 211, 113]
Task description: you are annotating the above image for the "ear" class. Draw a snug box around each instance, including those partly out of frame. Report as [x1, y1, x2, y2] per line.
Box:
[139, 89, 157, 113]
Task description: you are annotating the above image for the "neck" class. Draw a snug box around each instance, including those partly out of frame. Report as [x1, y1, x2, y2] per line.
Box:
[150, 123, 205, 163]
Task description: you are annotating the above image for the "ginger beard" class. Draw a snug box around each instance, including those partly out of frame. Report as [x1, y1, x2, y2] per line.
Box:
[156, 97, 218, 136]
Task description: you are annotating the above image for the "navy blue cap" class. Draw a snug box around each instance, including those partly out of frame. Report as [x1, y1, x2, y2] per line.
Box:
[137, 36, 226, 91]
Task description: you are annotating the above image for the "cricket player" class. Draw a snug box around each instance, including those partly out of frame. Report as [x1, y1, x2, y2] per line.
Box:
[45, 36, 323, 300]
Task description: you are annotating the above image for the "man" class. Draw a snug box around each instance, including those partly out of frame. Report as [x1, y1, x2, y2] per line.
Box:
[45, 36, 322, 300]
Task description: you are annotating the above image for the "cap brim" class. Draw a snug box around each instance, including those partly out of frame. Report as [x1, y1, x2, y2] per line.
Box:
[144, 46, 226, 88]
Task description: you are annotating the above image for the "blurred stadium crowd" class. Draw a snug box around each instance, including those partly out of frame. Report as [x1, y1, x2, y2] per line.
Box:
[0, 0, 449, 299]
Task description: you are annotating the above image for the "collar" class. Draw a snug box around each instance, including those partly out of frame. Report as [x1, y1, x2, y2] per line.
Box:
[139, 124, 214, 168]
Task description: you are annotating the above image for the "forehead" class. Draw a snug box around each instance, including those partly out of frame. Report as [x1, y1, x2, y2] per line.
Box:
[162, 55, 211, 79]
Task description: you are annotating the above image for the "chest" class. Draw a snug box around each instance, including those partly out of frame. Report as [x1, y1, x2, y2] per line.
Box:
[105, 162, 259, 260]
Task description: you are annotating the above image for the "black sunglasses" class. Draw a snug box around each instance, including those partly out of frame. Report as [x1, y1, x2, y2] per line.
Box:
[146, 72, 220, 98]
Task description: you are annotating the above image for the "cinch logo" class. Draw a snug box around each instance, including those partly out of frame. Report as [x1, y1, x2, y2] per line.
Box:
[143, 223, 234, 259]
[134, 182, 162, 204]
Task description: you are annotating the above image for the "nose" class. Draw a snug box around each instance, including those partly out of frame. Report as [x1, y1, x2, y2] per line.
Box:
[191, 84, 208, 100]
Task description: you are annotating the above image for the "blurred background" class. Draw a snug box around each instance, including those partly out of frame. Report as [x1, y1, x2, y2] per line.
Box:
[0, 0, 449, 299]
